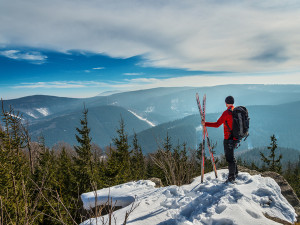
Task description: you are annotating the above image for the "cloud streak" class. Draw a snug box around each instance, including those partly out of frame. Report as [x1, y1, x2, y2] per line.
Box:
[11, 71, 300, 93]
[0, 50, 47, 63]
[123, 72, 144, 76]
[12, 81, 107, 89]
[1, 0, 300, 72]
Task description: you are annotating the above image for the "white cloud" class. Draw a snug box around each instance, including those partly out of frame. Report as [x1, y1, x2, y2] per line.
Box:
[1, 0, 300, 72]
[0, 50, 47, 63]
[93, 67, 105, 70]
[123, 72, 144, 76]
[108, 71, 300, 91]
[12, 81, 107, 89]
[11, 70, 300, 91]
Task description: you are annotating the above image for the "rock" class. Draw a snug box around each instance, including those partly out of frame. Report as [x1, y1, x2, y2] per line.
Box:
[150, 177, 163, 187]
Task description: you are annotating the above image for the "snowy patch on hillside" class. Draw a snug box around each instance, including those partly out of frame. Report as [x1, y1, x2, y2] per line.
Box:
[196, 124, 203, 132]
[145, 106, 154, 113]
[171, 98, 179, 111]
[26, 111, 39, 119]
[81, 170, 297, 225]
[128, 110, 155, 127]
[36, 108, 50, 116]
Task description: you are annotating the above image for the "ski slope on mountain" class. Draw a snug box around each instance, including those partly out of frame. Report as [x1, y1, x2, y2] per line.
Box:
[81, 169, 297, 225]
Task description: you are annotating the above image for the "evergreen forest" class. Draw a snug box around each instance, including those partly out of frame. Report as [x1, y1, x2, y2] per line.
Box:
[0, 104, 299, 224]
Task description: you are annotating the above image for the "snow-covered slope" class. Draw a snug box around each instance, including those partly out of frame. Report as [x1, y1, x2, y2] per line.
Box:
[128, 110, 156, 127]
[81, 170, 297, 225]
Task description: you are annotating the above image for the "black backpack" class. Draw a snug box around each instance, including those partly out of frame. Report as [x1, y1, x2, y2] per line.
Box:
[226, 106, 250, 142]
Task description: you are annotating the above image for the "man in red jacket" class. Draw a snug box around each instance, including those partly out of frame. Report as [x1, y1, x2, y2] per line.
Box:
[201, 96, 238, 183]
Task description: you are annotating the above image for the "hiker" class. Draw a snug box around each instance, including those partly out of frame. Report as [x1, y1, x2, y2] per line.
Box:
[201, 96, 238, 182]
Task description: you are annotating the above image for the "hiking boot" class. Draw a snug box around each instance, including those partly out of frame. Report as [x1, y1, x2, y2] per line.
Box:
[225, 176, 235, 183]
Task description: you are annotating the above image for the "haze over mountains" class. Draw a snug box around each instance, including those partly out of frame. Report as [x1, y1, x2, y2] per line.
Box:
[2, 84, 300, 156]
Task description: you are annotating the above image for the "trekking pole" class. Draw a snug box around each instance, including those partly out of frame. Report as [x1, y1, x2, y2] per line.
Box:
[196, 93, 218, 181]
[196, 93, 205, 183]
[204, 128, 218, 178]
[203, 94, 218, 178]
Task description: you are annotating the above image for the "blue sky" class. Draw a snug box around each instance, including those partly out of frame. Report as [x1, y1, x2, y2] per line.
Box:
[1, 0, 300, 99]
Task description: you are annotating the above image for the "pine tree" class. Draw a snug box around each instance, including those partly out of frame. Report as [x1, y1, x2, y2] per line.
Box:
[105, 144, 119, 187]
[56, 146, 76, 200]
[55, 146, 79, 224]
[0, 103, 32, 224]
[33, 136, 61, 224]
[112, 117, 132, 184]
[130, 132, 145, 180]
[73, 106, 94, 193]
[293, 155, 300, 198]
[260, 134, 282, 173]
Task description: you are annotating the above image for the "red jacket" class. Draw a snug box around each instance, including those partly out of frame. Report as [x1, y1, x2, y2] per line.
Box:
[205, 106, 234, 140]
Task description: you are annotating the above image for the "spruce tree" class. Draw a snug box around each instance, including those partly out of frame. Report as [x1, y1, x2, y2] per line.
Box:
[293, 155, 300, 197]
[130, 132, 145, 180]
[0, 104, 32, 224]
[260, 134, 282, 173]
[57, 146, 76, 200]
[73, 106, 94, 193]
[112, 117, 131, 184]
[34, 137, 60, 224]
[105, 144, 119, 187]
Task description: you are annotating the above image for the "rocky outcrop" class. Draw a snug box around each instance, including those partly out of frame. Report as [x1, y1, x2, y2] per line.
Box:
[238, 166, 300, 223]
[149, 177, 163, 187]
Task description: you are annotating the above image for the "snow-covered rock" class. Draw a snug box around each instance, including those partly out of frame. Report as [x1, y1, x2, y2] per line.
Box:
[81, 169, 297, 225]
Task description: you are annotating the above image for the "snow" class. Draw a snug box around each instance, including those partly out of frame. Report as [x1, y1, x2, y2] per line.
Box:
[171, 98, 179, 111]
[80, 170, 297, 225]
[128, 110, 156, 127]
[26, 111, 39, 119]
[145, 106, 154, 113]
[7, 113, 23, 120]
[196, 124, 203, 132]
[36, 107, 50, 116]
[81, 180, 155, 210]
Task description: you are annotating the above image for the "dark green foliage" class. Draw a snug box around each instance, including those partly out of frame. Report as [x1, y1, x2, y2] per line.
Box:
[2, 100, 300, 225]
[145, 154, 165, 182]
[104, 118, 133, 186]
[73, 106, 95, 193]
[113, 117, 132, 183]
[237, 146, 300, 170]
[283, 156, 300, 199]
[260, 135, 282, 173]
[0, 104, 32, 225]
[104, 144, 120, 187]
[130, 133, 146, 180]
[56, 146, 77, 205]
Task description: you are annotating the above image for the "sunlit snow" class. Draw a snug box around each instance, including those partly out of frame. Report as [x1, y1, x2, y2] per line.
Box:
[171, 98, 179, 111]
[196, 124, 203, 132]
[81, 169, 296, 225]
[36, 108, 50, 116]
[128, 110, 155, 127]
[26, 111, 39, 119]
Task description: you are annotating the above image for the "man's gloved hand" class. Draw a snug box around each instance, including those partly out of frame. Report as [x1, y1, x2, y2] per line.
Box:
[201, 119, 205, 127]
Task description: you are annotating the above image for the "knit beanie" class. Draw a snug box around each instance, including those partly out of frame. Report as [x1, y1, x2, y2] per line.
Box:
[225, 96, 234, 104]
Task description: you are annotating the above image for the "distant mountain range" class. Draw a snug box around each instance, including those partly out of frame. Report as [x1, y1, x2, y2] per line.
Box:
[2, 84, 300, 153]
[129, 100, 300, 154]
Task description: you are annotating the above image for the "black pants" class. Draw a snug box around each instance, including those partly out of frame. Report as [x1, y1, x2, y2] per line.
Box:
[223, 139, 238, 178]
